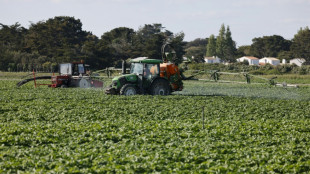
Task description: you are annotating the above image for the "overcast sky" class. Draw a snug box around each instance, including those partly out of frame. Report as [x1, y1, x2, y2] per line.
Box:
[1, 0, 310, 46]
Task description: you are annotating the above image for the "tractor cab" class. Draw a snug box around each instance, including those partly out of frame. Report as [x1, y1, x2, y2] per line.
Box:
[59, 63, 89, 76]
[130, 58, 161, 86]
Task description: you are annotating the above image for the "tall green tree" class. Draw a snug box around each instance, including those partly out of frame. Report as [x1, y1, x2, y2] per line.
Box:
[185, 38, 207, 49]
[25, 16, 88, 63]
[278, 51, 294, 61]
[133, 24, 167, 59]
[236, 45, 251, 57]
[0, 23, 26, 51]
[250, 35, 291, 58]
[224, 26, 236, 62]
[100, 27, 135, 66]
[185, 38, 207, 62]
[216, 24, 226, 60]
[185, 47, 204, 62]
[206, 34, 216, 57]
[290, 27, 310, 61]
[170, 32, 186, 64]
[81, 34, 105, 69]
[0, 23, 27, 70]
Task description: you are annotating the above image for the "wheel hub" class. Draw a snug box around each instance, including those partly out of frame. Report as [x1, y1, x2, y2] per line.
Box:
[79, 78, 91, 88]
[125, 88, 136, 95]
[158, 88, 165, 95]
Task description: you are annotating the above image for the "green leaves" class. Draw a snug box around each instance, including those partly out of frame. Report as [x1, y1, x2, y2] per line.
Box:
[291, 27, 310, 60]
[1, 80, 310, 172]
[251, 35, 292, 58]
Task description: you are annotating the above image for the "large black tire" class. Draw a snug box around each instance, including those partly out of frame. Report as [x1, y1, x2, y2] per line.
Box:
[120, 84, 139, 96]
[150, 79, 171, 95]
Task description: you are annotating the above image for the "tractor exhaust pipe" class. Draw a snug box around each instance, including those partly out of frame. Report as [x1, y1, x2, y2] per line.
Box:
[122, 60, 126, 74]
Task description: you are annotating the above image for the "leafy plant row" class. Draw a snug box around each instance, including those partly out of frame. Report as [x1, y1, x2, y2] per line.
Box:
[1, 81, 310, 173]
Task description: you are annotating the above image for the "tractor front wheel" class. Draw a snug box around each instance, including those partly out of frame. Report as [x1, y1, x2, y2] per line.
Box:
[150, 79, 170, 95]
[120, 84, 139, 96]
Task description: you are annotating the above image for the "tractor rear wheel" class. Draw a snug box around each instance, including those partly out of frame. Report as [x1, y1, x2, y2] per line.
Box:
[150, 79, 170, 95]
[79, 78, 91, 88]
[120, 84, 139, 96]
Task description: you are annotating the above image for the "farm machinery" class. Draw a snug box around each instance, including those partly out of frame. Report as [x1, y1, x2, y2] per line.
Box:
[17, 61, 103, 88]
[105, 42, 299, 96]
[105, 43, 184, 95]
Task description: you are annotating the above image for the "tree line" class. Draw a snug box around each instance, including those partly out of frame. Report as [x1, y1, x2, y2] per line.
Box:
[186, 25, 310, 64]
[1, 16, 309, 72]
[0, 16, 185, 72]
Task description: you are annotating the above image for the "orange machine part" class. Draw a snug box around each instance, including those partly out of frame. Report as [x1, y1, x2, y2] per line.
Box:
[160, 63, 182, 91]
[160, 63, 179, 78]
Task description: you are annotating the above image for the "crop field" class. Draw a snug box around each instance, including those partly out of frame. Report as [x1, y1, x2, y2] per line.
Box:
[177, 81, 310, 100]
[1, 78, 310, 173]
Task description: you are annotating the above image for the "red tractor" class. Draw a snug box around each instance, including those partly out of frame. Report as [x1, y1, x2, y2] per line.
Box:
[50, 62, 102, 88]
[17, 61, 103, 88]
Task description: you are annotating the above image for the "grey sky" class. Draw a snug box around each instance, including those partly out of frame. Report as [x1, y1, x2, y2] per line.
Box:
[1, 0, 310, 46]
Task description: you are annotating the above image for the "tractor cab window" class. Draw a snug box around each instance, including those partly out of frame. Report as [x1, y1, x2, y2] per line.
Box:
[130, 63, 143, 75]
[144, 64, 159, 78]
[72, 64, 85, 76]
[78, 64, 85, 74]
[85, 64, 90, 75]
[60, 63, 72, 75]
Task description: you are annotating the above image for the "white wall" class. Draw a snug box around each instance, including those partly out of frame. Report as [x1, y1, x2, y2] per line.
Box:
[237, 57, 259, 65]
[204, 57, 221, 64]
[259, 58, 280, 65]
[290, 58, 305, 67]
[249, 59, 259, 65]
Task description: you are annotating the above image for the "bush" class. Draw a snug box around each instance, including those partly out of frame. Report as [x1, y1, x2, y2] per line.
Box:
[266, 69, 281, 75]
[299, 66, 307, 75]
[276, 65, 291, 73]
[249, 70, 266, 75]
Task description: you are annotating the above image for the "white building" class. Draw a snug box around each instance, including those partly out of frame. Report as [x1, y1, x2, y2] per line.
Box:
[290, 58, 306, 67]
[236, 56, 259, 65]
[183, 57, 190, 62]
[204, 56, 221, 64]
[259, 57, 280, 66]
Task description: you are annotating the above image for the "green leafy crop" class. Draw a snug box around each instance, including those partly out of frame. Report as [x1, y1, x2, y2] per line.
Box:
[1, 80, 310, 173]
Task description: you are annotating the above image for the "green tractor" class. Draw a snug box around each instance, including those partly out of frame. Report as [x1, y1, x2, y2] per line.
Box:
[105, 57, 172, 95]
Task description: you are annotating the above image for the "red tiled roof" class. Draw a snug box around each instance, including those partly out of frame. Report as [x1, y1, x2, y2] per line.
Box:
[204, 57, 216, 60]
[245, 56, 259, 60]
[261, 57, 280, 61]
